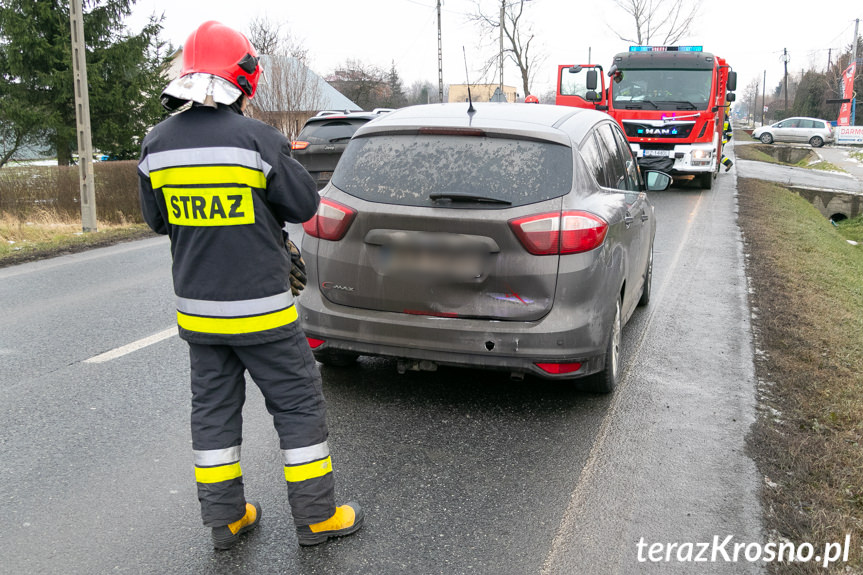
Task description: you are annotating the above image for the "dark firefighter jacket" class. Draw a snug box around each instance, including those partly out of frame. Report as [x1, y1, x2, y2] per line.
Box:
[138, 105, 319, 345]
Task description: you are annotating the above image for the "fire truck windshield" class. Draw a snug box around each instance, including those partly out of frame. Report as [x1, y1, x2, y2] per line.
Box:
[612, 69, 712, 110]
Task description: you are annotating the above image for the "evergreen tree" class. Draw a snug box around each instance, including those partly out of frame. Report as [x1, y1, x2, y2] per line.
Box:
[0, 0, 169, 166]
[385, 62, 406, 109]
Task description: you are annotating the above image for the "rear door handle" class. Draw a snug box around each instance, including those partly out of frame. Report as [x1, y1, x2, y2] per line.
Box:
[641, 211, 649, 222]
[624, 212, 634, 228]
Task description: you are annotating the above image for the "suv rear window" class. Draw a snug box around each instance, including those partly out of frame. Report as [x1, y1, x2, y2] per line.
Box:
[298, 119, 370, 144]
[331, 134, 573, 207]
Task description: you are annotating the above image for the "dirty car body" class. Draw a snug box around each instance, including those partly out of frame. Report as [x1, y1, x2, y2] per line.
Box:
[299, 103, 661, 389]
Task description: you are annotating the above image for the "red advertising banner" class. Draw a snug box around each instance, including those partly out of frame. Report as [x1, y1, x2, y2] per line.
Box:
[837, 62, 856, 126]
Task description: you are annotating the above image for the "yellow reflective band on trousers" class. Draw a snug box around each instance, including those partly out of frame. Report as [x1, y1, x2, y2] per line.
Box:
[284, 456, 333, 483]
[162, 187, 255, 227]
[195, 462, 242, 483]
[149, 165, 267, 190]
[178, 305, 298, 335]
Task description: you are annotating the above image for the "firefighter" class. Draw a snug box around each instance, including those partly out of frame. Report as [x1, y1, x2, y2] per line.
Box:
[524, 94, 539, 103]
[138, 21, 363, 549]
[721, 109, 734, 172]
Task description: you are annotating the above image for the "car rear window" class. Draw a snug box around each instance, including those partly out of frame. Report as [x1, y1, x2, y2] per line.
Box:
[331, 134, 573, 207]
[298, 119, 369, 144]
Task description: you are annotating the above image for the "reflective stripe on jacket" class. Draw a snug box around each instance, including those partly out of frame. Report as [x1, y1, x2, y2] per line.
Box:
[138, 105, 319, 345]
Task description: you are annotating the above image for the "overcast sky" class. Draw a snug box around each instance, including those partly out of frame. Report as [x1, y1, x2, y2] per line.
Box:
[128, 0, 862, 104]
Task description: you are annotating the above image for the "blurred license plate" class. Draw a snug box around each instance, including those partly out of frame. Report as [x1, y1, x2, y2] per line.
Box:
[386, 246, 485, 282]
[642, 150, 670, 157]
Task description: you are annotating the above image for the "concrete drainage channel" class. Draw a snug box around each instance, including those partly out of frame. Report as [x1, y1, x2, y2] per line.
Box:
[787, 185, 863, 221]
[755, 144, 816, 164]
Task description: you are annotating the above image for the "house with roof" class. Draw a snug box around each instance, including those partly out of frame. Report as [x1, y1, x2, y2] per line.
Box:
[167, 49, 361, 139]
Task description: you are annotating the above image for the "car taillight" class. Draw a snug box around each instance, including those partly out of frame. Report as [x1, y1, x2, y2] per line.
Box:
[535, 362, 582, 374]
[509, 211, 608, 255]
[291, 141, 310, 150]
[302, 198, 356, 241]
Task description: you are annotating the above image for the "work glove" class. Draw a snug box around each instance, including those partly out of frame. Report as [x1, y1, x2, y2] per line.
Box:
[287, 239, 307, 297]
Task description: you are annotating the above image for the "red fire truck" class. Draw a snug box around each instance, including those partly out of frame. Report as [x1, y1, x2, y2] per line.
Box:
[556, 46, 737, 189]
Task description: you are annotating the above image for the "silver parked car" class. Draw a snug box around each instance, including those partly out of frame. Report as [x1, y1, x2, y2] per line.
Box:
[298, 103, 670, 392]
[752, 117, 833, 147]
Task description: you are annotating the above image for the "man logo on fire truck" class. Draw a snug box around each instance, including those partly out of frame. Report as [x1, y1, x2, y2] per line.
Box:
[556, 46, 737, 190]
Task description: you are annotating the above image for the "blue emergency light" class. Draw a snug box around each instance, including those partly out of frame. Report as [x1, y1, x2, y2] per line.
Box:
[629, 46, 703, 52]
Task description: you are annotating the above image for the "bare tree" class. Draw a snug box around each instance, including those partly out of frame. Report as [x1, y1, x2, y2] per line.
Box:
[740, 78, 759, 125]
[245, 18, 325, 139]
[406, 80, 444, 105]
[469, 0, 545, 100]
[248, 17, 281, 56]
[609, 0, 700, 46]
[326, 60, 387, 110]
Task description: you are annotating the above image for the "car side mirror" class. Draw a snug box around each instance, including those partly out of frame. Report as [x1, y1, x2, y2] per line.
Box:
[727, 71, 737, 92]
[644, 171, 672, 191]
[586, 70, 597, 91]
[726, 93, 736, 102]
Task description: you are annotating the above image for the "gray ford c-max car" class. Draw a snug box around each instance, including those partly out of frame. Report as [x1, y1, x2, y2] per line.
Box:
[299, 103, 670, 392]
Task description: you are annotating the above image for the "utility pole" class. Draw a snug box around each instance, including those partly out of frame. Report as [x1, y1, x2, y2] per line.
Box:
[752, 81, 758, 126]
[827, 48, 832, 72]
[851, 18, 859, 125]
[782, 48, 789, 111]
[437, 0, 443, 103]
[69, 0, 97, 232]
[761, 70, 766, 125]
[499, 0, 504, 100]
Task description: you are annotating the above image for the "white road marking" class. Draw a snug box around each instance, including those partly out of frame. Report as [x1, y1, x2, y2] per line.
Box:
[84, 327, 178, 364]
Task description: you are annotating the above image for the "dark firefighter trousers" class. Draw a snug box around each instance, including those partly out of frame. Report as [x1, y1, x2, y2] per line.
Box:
[188, 327, 336, 527]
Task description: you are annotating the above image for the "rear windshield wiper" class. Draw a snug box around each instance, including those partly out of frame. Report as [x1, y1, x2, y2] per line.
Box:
[429, 192, 512, 205]
[624, 99, 659, 109]
[328, 136, 353, 143]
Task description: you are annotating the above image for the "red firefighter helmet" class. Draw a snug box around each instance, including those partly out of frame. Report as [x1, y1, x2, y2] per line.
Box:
[524, 95, 539, 103]
[181, 21, 261, 98]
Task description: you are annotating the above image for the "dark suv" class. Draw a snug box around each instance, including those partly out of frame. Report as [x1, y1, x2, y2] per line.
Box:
[291, 109, 393, 190]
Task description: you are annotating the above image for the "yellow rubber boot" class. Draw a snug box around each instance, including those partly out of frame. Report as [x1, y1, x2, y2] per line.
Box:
[211, 501, 262, 550]
[296, 501, 364, 546]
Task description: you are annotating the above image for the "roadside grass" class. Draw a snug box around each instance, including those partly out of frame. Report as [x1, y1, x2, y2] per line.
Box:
[734, 144, 848, 173]
[836, 215, 863, 243]
[0, 161, 153, 267]
[805, 160, 844, 172]
[733, 128, 754, 142]
[0, 211, 155, 268]
[738, 177, 863, 574]
[734, 144, 784, 165]
[850, 149, 863, 163]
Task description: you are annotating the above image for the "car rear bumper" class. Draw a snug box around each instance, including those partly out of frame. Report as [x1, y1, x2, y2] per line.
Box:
[297, 288, 610, 380]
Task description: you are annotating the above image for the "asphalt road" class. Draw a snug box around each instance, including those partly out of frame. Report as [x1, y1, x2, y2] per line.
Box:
[0, 162, 763, 574]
